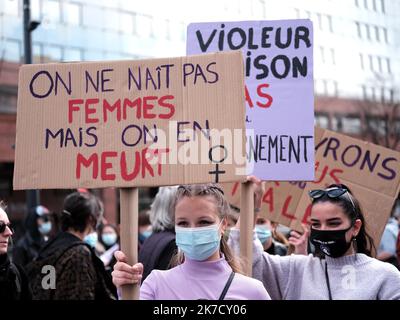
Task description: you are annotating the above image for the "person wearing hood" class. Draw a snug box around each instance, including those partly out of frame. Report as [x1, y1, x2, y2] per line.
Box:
[0, 202, 31, 300]
[12, 205, 53, 268]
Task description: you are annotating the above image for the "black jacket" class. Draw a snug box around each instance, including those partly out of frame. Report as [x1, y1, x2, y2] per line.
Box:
[26, 232, 117, 300]
[12, 208, 46, 268]
[138, 230, 177, 281]
[0, 253, 31, 300]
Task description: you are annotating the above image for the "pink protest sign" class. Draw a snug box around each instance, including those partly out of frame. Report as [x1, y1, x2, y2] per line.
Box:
[187, 20, 315, 181]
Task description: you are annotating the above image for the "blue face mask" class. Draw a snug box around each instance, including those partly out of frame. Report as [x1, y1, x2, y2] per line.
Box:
[102, 233, 117, 247]
[38, 222, 52, 235]
[140, 230, 152, 239]
[255, 225, 272, 244]
[84, 232, 98, 248]
[175, 222, 221, 261]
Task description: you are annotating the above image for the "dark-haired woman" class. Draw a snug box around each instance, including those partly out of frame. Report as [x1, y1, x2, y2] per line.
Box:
[229, 179, 400, 300]
[27, 192, 117, 300]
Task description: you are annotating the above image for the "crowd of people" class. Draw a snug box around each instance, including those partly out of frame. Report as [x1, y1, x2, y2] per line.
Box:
[1, 177, 400, 300]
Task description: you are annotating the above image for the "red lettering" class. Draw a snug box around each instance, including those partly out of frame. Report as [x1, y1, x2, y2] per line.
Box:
[76, 153, 98, 179]
[314, 165, 328, 184]
[301, 204, 312, 225]
[68, 99, 83, 123]
[158, 95, 175, 119]
[85, 98, 99, 123]
[120, 151, 140, 181]
[329, 168, 343, 184]
[262, 187, 274, 212]
[281, 196, 296, 221]
[101, 151, 117, 180]
[244, 85, 253, 108]
[256, 84, 273, 108]
[231, 182, 240, 196]
[103, 98, 121, 122]
[143, 96, 157, 119]
[123, 97, 142, 120]
[141, 148, 154, 178]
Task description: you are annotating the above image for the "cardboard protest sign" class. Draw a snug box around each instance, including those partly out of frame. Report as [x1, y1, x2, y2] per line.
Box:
[13, 51, 247, 189]
[223, 127, 400, 248]
[187, 20, 315, 181]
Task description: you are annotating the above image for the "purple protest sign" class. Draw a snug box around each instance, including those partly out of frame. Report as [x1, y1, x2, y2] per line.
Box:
[187, 20, 314, 181]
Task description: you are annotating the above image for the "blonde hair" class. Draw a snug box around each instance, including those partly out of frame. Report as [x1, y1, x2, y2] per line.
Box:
[170, 184, 243, 274]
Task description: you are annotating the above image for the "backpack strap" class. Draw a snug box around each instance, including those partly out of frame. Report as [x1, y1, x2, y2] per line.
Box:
[218, 272, 235, 300]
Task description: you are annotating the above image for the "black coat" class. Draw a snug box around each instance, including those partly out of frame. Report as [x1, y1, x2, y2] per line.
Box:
[0, 253, 31, 300]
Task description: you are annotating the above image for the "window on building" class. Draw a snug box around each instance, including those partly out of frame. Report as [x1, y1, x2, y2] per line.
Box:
[385, 58, 391, 74]
[82, 5, 103, 28]
[153, 18, 170, 40]
[360, 53, 364, 70]
[361, 85, 367, 99]
[316, 13, 323, 30]
[356, 22, 361, 38]
[377, 56, 382, 72]
[326, 15, 333, 32]
[315, 113, 329, 129]
[380, 0, 385, 13]
[330, 48, 336, 65]
[3, 0, 19, 16]
[119, 12, 136, 34]
[355, 0, 359, 7]
[363, 0, 369, 9]
[43, 45, 63, 62]
[365, 24, 371, 40]
[332, 116, 343, 132]
[32, 43, 43, 63]
[64, 47, 82, 61]
[319, 46, 325, 64]
[368, 55, 374, 71]
[136, 14, 154, 38]
[2, 39, 21, 62]
[43, 0, 61, 24]
[63, 2, 82, 26]
[374, 25, 380, 41]
[253, 0, 266, 18]
[294, 8, 300, 19]
[342, 116, 361, 134]
[372, 0, 377, 11]
[327, 80, 338, 96]
[383, 28, 388, 43]
[104, 9, 119, 31]
[31, 0, 42, 20]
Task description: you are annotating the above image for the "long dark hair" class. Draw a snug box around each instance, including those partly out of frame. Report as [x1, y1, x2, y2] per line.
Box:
[311, 183, 376, 257]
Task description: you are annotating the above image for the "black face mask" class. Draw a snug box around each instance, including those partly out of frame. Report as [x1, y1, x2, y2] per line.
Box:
[310, 226, 353, 258]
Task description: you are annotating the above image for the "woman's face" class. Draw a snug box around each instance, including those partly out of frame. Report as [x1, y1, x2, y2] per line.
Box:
[0, 208, 13, 255]
[102, 225, 117, 236]
[175, 196, 226, 234]
[310, 201, 360, 241]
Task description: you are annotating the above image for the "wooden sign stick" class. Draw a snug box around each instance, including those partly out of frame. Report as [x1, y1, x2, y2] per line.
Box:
[240, 181, 253, 277]
[119, 188, 140, 300]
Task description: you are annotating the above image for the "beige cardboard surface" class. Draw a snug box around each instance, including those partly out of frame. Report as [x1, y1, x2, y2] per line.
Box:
[223, 127, 400, 247]
[14, 51, 246, 189]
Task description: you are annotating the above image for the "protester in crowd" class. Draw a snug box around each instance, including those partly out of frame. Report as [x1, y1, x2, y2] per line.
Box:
[377, 211, 399, 269]
[138, 186, 178, 281]
[255, 216, 289, 256]
[112, 184, 271, 300]
[99, 223, 120, 275]
[0, 202, 31, 300]
[12, 205, 52, 268]
[26, 192, 117, 300]
[229, 177, 400, 300]
[138, 210, 152, 245]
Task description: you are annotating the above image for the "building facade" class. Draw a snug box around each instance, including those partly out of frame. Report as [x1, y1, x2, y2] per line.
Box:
[0, 0, 399, 224]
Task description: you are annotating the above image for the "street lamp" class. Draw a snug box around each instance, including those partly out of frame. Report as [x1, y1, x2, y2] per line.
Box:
[23, 0, 41, 211]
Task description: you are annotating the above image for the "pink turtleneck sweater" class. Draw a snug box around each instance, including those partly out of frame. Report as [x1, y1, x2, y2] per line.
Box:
[140, 255, 271, 300]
